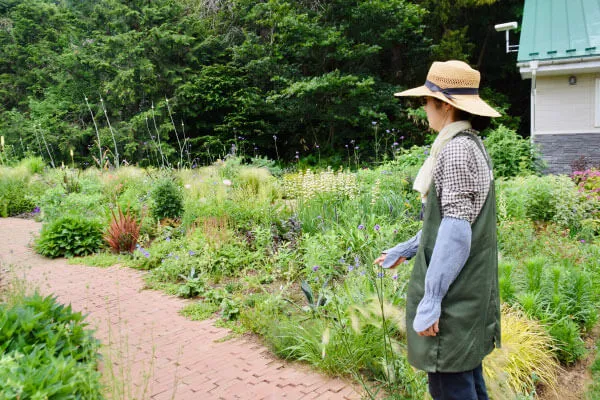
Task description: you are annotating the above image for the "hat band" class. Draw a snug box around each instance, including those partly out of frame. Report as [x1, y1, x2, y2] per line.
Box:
[425, 80, 479, 100]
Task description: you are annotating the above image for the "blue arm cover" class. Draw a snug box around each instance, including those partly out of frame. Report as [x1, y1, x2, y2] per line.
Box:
[381, 230, 422, 269]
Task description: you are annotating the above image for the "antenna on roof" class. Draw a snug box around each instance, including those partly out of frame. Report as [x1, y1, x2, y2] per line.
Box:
[495, 22, 519, 53]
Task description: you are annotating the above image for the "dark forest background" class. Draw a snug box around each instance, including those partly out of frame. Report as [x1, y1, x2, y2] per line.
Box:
[0, 0, 527, 167]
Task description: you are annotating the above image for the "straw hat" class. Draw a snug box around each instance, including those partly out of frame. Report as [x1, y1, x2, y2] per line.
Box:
[394, 60, 501, 118]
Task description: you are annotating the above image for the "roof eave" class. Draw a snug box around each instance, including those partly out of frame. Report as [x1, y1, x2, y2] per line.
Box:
[517, 56, 600, 79]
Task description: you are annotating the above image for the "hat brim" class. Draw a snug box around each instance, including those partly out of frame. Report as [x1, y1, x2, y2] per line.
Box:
[394, 85, 501, 118]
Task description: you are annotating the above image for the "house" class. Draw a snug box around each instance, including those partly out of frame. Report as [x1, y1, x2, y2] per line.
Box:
[517, 0, 600, 174]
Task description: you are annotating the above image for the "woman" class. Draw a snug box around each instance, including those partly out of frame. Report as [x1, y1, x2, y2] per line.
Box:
[374, 60, 501, 400]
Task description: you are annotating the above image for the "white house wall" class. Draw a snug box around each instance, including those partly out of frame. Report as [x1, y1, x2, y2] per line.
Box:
[534, 73, 600, 134]
[531, 73, 600, 174]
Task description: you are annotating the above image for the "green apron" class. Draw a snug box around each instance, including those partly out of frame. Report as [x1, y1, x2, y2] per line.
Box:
[406, 132, 501, 373]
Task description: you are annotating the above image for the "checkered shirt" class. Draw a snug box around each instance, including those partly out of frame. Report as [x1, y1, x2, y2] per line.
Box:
[433, 130, 492, 224]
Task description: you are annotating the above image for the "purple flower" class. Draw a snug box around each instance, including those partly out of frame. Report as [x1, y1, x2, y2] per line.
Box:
[143, 251, 150, 258]
[360, 271, 366, 276]
[371, 121, 377, 126]
[386, 129, 390, 133]
[392, 142, 399, 147]
[165, 236, 171, 242]
[312, 265, 320, 272]
[33, 206, 40, 214]
[393, 229, 398, 234]
[580, 239, 586, 243]
[400, 136, 405, 140]
[316, 145, 320, 148]
[374, 224, 380, 231]
[295, 155, 299, 159]
[392, 274, 398, 280]
[424, 150, 429, 155]
[188, 250, 195, 256]
[348, 265, 354, 272]
[345, 144, 349, 148]
[358, 224, 365, 230]
[377, 272, 384, 278]
[354, 146, 359, 150]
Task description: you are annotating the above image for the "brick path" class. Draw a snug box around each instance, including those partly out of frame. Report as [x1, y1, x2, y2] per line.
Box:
[0, 218, 362, 400]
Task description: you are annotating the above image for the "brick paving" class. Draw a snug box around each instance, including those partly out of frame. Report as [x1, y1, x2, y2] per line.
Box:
[0, 218, 362, 400]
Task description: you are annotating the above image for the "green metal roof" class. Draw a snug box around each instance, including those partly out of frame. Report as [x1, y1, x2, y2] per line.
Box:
[518, 0, 600, 62]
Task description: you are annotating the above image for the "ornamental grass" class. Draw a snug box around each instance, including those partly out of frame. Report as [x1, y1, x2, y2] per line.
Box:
[484, 306, 560, 399]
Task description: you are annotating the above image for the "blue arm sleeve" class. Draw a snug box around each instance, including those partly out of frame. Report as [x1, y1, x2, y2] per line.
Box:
[381, 230, 422, 269]
[412, 217, 471, 333]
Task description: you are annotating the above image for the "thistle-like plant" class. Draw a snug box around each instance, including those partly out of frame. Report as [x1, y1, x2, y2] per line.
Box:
[104, 205, 144, 254]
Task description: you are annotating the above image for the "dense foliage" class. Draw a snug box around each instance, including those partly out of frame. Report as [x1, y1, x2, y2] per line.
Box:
[0, 292, 102, 399]
[0, 0, 526, 168]
[3, 149, 598, 397]
[35, 215, 104, 258]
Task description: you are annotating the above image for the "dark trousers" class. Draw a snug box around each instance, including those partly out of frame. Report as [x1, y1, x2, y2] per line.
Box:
[428, 364, 489, 400]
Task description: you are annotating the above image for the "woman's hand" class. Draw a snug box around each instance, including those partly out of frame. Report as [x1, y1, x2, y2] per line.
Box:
[418, 320, 439, 337]
[373, 254, 406, 269]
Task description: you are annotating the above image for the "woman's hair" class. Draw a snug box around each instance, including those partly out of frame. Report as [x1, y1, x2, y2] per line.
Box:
[430, 97, 491, 131]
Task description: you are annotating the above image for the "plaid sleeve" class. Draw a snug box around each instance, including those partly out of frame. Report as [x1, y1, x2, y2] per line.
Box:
[434, 137, 485, 223]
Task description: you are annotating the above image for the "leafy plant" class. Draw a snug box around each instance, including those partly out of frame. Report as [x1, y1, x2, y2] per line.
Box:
[300, 278, 329, 312]
[572, 168, 600, 201]
[0, 168, 36, 217]
[548, 318, 586, 365]
[36, 216, 104, 258]
[0, 293, 102, 398]
[177, 267, 206, 298]
[220, 297, 241, 321]
[150, 177, 183, 221]
[483, 125, 539, 178]
[18, 156, 46, 174]
[104, 204, 144, 253]
[62, 170, 81, 193]
[500, 256, 597, 364]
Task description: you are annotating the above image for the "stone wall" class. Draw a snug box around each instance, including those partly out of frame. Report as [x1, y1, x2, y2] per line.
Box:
[533, 133, 600, 174]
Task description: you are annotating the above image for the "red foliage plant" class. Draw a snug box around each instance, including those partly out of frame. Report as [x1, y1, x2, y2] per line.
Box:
[104, 205, 144, 253]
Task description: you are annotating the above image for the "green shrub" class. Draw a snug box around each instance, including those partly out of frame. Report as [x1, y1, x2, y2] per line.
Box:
[572, 168, 600, 201]
[0, 168, 36, 217]
[150, 177, 183, 220]
[548, 318, 587, 365]
[18, 156, 46, 174]
[37, 185, 106, 222]
[501, 256, 597, 364]
[36, 216, 104, 258]
[0, 293, 102, 398]
[498, 175, 587, 231]
[483, 125, 539, 178]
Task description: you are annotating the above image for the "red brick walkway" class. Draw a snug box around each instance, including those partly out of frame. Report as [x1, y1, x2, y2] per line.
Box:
[0, 218, 361, 400]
